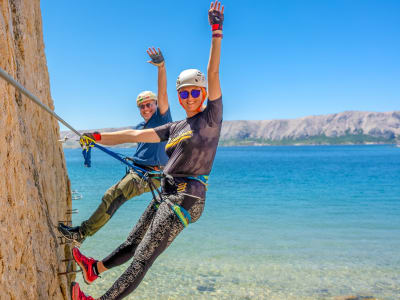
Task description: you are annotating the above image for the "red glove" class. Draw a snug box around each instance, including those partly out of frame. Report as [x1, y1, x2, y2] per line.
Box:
[83, 131, 101, 141]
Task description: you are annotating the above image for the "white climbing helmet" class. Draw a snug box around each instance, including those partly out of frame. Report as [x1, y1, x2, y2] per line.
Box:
[136, 91, 157, 106]
[176, 69, 206, 90]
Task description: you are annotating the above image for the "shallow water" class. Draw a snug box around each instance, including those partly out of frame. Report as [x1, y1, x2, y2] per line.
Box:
[65, 145, 400, 299]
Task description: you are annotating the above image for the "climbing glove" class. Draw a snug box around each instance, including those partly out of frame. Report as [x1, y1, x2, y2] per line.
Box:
[148, 50, 164, 67]
[208, 6, 224, 31]
[79, 132, 101, 147]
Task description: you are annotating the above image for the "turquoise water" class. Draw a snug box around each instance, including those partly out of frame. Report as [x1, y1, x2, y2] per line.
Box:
[65, 145, 400, 299]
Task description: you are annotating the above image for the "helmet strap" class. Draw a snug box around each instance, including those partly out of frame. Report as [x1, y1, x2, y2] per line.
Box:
[196, 88, 207, 112]
[178, 94, 183, 108]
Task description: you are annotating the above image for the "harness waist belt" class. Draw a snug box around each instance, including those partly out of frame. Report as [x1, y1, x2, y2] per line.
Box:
[134, 163, 162, 172]
[186, 175, 209, 186]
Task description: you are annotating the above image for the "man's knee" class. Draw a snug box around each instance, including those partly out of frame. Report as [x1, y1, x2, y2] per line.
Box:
[106, 194, 128, 217]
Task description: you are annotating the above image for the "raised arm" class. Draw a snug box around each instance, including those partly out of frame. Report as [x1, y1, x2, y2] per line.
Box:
[82, 129, 160, 146]
[207, 1, 224, 101]
[147, 48, 169, 115]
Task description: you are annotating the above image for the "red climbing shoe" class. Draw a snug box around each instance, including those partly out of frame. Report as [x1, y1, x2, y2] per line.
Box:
[72, 247, 99, 284]
[71, 282, 94, 300]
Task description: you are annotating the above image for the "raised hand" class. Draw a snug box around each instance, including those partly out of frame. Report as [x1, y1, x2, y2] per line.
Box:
[147, 47, 165, 67]
[208, 1, 224, 31]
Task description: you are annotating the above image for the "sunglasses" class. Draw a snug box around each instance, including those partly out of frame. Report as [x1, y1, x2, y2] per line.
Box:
[179, 89, 201, 100]
[139, 102, 154, 110]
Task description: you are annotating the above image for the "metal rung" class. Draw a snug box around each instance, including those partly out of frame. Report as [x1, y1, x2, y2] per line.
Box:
[61, 258, 75, 262]
[57, 270, 82, 276]
[60, 241, 73, 245]
[58, 220, 72, 224]
[58, 238, 73, 245]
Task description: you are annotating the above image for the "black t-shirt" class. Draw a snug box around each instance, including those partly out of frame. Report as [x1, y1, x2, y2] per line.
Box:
[154, 97, 223, 177]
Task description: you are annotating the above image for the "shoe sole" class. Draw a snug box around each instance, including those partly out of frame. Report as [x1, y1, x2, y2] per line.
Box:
[57, 225, 84, 245]
[71, 282, 78, 300]
[72, 248, 94, 285]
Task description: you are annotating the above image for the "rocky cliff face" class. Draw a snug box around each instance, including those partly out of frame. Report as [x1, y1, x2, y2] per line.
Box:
[0, 1, 72, 299]
[221, 111, 400, 145]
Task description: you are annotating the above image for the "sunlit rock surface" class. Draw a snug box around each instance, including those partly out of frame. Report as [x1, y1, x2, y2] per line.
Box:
[0, 1, 72, 299]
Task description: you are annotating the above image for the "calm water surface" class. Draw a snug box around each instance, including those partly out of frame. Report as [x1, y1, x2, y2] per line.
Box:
[64, 145, 400, 299]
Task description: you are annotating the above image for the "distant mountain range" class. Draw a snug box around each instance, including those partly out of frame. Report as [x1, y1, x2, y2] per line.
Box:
[60, 111, 400, 148]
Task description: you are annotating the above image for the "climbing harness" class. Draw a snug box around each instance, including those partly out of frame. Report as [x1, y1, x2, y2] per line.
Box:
[80, 136, 192, 226]
[145, 174, 209, 228]
[167, 199, 192, 227]
[146, 176, 192, 227]
[187, 175, 209, 187]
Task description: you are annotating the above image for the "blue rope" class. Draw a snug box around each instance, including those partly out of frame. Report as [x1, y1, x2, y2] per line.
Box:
[82, 142, 154, 178]
[82, 146, 92, 167]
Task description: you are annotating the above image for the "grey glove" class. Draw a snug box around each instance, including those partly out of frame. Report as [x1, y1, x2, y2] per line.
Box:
[149, 50, 164, 65]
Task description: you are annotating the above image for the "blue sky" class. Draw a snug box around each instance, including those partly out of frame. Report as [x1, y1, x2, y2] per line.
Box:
[41, 0, 400, 131]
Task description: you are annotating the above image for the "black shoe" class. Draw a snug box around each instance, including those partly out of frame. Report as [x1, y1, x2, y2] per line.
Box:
[58, 223, 86, 244]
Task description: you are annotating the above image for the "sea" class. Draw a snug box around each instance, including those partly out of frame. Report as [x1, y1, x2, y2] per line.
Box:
[64, 145, 400, 300]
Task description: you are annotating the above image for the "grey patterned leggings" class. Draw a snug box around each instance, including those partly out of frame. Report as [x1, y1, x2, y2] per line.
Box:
[99, 193, 205, 300]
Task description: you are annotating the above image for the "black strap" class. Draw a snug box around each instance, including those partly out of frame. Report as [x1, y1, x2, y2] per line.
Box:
[147, 175, 164, 205]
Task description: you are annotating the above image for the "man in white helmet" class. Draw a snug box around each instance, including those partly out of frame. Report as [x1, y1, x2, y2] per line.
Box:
[58, 48, 172, 244]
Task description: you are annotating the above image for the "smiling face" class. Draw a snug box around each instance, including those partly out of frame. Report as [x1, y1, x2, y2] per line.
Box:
[178, 85, 205, 117]
[138, 100, 157, 121]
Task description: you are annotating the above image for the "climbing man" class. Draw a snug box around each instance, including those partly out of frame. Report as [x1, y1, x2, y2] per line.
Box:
[58, 48, 172, 244]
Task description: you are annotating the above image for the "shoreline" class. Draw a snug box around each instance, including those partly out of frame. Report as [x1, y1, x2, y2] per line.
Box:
[62, 142, 399, 149]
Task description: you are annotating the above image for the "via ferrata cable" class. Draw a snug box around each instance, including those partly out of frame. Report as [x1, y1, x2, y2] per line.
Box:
[0, 67, 82, 137]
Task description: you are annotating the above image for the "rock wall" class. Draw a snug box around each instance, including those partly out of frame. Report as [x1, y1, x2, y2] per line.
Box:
[0, 1, 72, 299]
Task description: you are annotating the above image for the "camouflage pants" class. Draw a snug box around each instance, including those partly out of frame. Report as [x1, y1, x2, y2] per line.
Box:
[80, 170, 160, 237]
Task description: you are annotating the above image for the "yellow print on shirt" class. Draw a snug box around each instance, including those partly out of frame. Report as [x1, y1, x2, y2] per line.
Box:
[166, 130, 193, 150]
[177, 182, 187, 193]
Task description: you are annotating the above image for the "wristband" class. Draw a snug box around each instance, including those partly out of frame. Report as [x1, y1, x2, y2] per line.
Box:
[93, 132, 101, 141]
[212, 33, 223, 39]
[211, 24, 223, 31]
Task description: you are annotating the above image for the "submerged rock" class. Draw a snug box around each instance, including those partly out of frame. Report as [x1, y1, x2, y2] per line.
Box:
[335, 295, 378, 300]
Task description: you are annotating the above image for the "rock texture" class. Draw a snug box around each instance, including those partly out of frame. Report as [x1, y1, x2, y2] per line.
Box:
[0, 1, 72, 299]
[221, 111, 400, 143]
